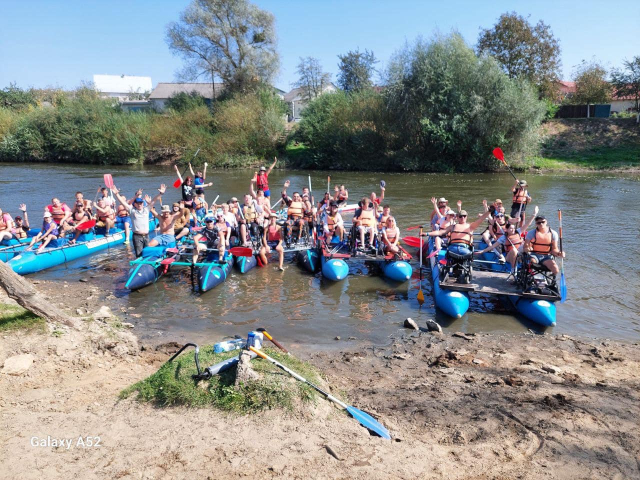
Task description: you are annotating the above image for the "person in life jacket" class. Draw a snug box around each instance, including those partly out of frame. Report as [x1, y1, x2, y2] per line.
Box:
[281, 180, 307, 244]
[524, 215, 564, 275]
[64, 201, 92, 244]
[27, 211, 59, 252]
[0, 206, 15, 242]
[75, 192, 93, 216]
[240, 194, 264, 244]
[429, 206, 457, 252]
[381, 216, 401, 255]
[94, 199, 115, 234]
[253, 157, 277, 198]
[323, 201, 344, 243]
[353, 196, 378, 251]
[511, 179, 531, 220]
[193, 213, 229, 264]
[428, 200, 491, 258]
[475, 222, 526, 271]
[46, 198, 72, 230]
[333, 185, 349, 206]
[260, 212, 285, 270]
[378, 205, 392, 231]
[12, 204, 30, 240]
[430, 197, 449, 231]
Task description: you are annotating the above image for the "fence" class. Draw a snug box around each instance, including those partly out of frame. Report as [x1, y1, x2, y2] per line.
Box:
[555, 104, 611, 118]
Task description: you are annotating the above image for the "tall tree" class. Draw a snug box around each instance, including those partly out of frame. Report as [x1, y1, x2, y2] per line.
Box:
[611, 56, 640, 123]
[337, 49, 377, 92]
[294, 57, 332, 101]
[571, 60, 611, 105]
[166, 0, 279, 96]
[477, 12, 561, 99]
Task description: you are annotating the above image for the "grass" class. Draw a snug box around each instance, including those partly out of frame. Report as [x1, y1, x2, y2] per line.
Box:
[0, 303, 46, 332]
[284, 141, 310, 159]
[120, 346, 322, 413]
[530, 145, 640, 171]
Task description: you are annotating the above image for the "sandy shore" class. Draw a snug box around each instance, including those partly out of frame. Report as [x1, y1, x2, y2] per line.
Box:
[1, 284, 639, 479]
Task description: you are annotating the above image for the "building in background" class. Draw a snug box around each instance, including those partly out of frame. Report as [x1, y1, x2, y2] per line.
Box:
[92, 75, 152, 102]
[284, 83, 337, 122]
[148, 82, 225, 111]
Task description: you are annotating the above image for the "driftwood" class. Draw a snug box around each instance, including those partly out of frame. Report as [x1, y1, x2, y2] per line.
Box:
[0, 261, 79, 328]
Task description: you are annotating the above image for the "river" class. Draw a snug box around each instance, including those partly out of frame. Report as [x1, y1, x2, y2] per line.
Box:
[1, 163, 638, 346]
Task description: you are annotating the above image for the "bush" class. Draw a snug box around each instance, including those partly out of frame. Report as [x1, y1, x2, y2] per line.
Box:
[544, 99, 560, 120]
[165, 91, 208, 112]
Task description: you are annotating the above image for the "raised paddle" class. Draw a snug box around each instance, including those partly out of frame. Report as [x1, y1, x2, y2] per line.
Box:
[327, 175, 330, 194]
[75, 219, 96, 230]
[249, 346, 391, 439]
[417, 227, 425, 305]
[406, 225, 424, 231]
[402, 236, 421, 248]
[558, 209, 567, 303]
[492, 147, 518, 182]
[103, 174, 114, 189]
[173, 148, 201, 188]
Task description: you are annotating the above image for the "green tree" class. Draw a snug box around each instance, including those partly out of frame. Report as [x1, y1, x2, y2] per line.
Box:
[337, 49, 377, 93]
[477, 12, 561, 99]
[611, 56, 640, 122]
[166, 0, 279, 95]
[571, 60, 611, 105]
[0, 83, 38, 111]
[165, 91, 207, 112]
[294, 57, 332, 101]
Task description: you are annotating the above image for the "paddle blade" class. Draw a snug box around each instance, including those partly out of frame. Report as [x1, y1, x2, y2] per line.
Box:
[492, 147, 504, 161]
[229, 247, 253, 257]
[103, 174, 114, 189]
[165, 247, 179, 254]
[560, 272, 567, 303]
[439, 259, 447, 265]
[160, 257, 176, 266]
[345, 406, 391, 440]
[426, 249, 439, 259]
[406, 225, 422, 231]
[173, 178, 182, 188]
[402, 236, 421, 247]
[417, 289, 425, 305]
[75, 219, 96, 230]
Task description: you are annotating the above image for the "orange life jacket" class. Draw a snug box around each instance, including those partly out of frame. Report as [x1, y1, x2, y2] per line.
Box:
[512, 188, 528, 204]
[504, 232, 523, 253]
[48, 204, 67, 224]
[326, 214, 338, 233]
[358, 209, 375, 227]
[530, 230, 553, 254]
[243, 205, 257, 222]
[98, 208, 115, 222]
[288, 201, 304, 219]
[448, 225, 473, 246]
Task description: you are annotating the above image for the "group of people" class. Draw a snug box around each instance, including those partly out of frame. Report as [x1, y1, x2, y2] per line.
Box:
[425, 177, 566, 281]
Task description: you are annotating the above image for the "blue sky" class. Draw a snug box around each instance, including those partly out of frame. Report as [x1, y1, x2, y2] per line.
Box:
[1, 0, 638, 92]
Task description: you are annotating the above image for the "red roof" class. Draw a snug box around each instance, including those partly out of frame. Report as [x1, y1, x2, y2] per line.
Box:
[556, 80, 576, 94]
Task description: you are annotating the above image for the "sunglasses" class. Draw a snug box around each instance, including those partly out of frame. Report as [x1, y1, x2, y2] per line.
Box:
[496, 214, 504, 217]
[458, 215, 467, 218]
[536, 221, 546, 225]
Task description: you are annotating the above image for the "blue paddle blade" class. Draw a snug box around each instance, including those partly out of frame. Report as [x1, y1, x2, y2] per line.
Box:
[380, 180, 386, 188]
[346, 406, 391, 439]
[560, 273, 567, 303]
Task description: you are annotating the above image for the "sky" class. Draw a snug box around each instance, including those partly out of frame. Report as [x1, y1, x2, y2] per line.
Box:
[1, 0, 638, 92]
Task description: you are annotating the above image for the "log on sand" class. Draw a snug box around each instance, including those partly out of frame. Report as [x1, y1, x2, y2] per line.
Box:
[0, 261, 79, 328]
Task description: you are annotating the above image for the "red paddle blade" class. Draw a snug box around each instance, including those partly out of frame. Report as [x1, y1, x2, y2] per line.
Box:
[426, 249, 439, 259]
[165, 247, 179, 254]
[439, 259, 447, 265]
[160, 257, 176, 265]
[402, 236, 421, 247]
[406, 225, 422, 231]
[492, 147, 504, 161]
[173, 178, 182, 188]
[75, 219, 96, 230]
[229, 247, 253, 257]
[103, 174, 114, 189]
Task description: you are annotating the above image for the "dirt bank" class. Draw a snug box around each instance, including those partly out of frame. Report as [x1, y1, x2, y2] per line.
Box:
[1, 299, 638, 480]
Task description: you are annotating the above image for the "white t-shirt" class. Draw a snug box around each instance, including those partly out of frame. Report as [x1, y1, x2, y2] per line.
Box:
[224, 212, 238, 228]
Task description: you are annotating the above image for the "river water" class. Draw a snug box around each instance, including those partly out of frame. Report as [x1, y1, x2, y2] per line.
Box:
[1, 163, 638, 346]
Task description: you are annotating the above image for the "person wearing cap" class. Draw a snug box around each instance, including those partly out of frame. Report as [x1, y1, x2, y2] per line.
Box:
[323, 201, 344, 243]
[260, 212, 284, 270]
[430, 197, 449, 230]
[148, 196, 184, 248]
[428, 200, 491, 261]
[511, 179, 531, 221]
[523, 214, 564, 276]
[27, 210, 59, 252]
[193, 213, 229, 264]
[112, 185, 163, 257]
[11, 204, 30, 240]
[0, 206, 15, 242]
[428, 204, 457, 252]
[63, 201, 92, 244]
[253, 157, 277, 197]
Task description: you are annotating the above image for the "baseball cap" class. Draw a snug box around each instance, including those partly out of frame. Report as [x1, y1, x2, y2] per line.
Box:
[204, 217, 214, 223]
[519, 180, 528, 186]
[44, 211, 52, 218]
[445, 210, 456, 216]
[134, 197, 144, 203]
[535, 215, 546, 222]
[15, 215, 22, 221]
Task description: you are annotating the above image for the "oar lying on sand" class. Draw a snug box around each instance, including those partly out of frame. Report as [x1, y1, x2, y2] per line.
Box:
[249, 346, 391, 439]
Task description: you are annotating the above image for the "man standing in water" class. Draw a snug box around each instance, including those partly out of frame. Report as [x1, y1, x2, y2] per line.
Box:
[112, 185, 163, 257]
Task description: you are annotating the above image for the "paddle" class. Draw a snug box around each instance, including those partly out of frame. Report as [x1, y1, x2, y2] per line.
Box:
[173, 148, 201, 188]
[249, 347, 391, 439]
[256, 328, 289, 354]
[492, 147, 518, 182]
[558, 210, 567, 303]
[229, 247, 253, 257]
[75, 219, 96, 230]
[160, 257, 177, 266]
[406, 225, 424, 231]
[103, 174, 114, 189]
[417, 228, 425, 305]
[402, 236, 421, 248]
[327, 175, 330, 194]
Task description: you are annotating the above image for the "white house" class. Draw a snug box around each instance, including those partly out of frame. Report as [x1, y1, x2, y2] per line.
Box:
[92, 75, 153, 102]
[284, 83, 338, 122]
[148, 83, 225, 111]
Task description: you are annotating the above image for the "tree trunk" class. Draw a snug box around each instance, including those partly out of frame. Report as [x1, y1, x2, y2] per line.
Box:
[0, 261, 79, 328]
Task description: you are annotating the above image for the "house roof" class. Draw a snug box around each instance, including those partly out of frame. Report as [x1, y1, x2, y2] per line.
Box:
[149, 83, 225, 100]
[556, 80, 576, 95]
[93, 75, 152, 94]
